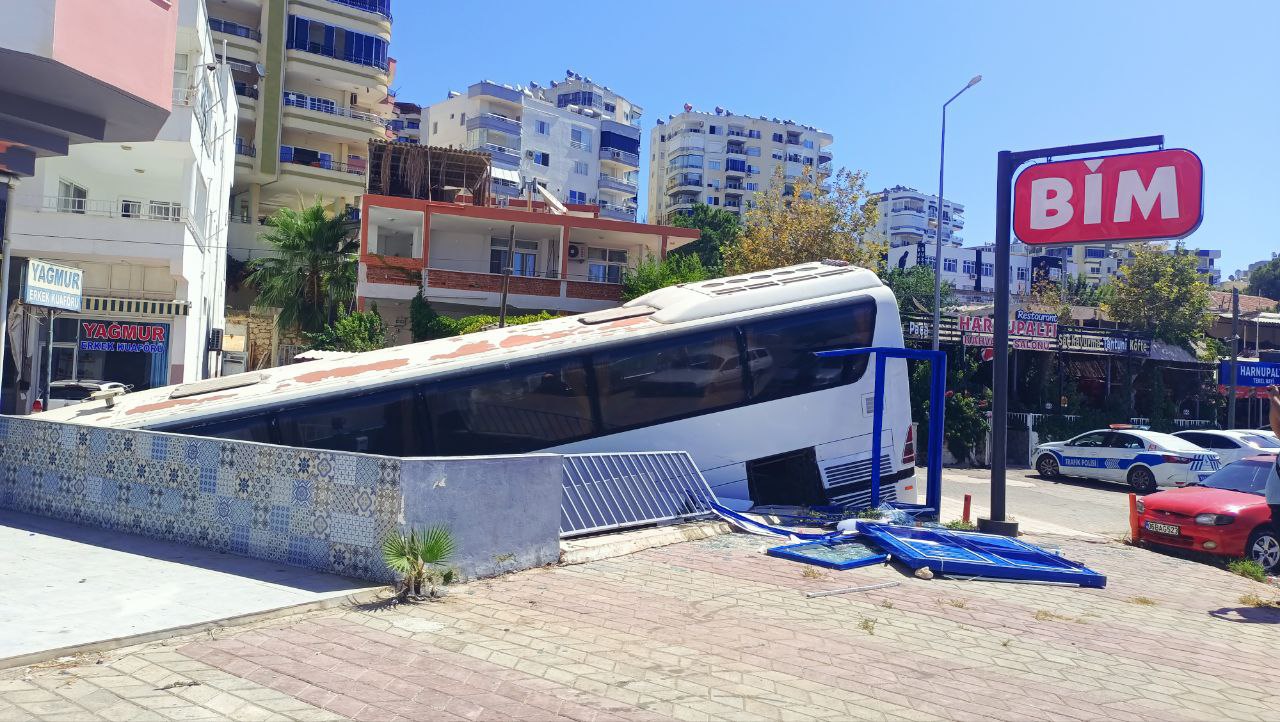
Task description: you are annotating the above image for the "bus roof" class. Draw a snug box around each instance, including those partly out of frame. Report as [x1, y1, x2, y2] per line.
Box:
[38, 261, 887, 429]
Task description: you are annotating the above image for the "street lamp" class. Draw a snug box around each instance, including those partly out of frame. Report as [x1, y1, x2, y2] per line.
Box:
[931, 74, 982, 351]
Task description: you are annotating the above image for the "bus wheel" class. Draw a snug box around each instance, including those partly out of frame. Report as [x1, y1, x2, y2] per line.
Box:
[1036, 455, 1060, 479]
[1128, 466, 1157, 495]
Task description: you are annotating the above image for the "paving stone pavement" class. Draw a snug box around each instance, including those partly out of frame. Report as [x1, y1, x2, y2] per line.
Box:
[3, 532, 1280, 721]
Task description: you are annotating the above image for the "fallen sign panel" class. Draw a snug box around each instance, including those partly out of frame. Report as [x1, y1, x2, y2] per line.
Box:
[766, 536, 890, 571]
[855, 522, 1107, 588]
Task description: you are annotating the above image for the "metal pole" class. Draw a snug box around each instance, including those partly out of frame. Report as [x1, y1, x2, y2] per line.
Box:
[1228, 288, 1239, 429]
[498, 223, 515, 328]
[931, 106, 947, 351]
[0, 174, 18, 412]
[43, 308, 53, 411]
[983, 150, 1015, 534]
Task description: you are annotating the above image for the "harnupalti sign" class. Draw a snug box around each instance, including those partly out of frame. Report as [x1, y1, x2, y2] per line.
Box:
[1013, 148, 1203, 245]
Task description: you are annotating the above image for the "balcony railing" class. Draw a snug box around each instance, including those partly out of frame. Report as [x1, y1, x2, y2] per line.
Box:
[570, 139, 592, 151]
[328, 0, 392, 20]
[209, 18, 261, 41]
[726, 146, 746, 155]
[599, 148, 639, 166]
[600, 173, 638, 191]
[234, 83, 258, 100]
[281, 156, 366, 176]
[38, 196, 187, 223]
[235, 141, 256, 157]
[288, 40, 389, 72]
[283, 93, 387, 126]
[480, 142, 519, 157]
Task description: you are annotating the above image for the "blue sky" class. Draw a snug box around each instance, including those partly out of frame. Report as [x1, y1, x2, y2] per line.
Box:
[390, 1, 1276, 278]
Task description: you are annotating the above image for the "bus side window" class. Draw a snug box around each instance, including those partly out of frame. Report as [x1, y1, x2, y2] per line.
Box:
[593, 329, 745, 432]
[170, 414, 274, 444]
[742, 300, 876, 402]
[275, 386, 423, 456]
[423, 357, 594, 456]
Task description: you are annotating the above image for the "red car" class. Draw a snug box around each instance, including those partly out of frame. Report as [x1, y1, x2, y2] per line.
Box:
[1137, 454, 1279, 573]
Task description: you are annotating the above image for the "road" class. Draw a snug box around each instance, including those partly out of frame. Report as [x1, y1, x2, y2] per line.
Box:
[935, 466, 1133, 538]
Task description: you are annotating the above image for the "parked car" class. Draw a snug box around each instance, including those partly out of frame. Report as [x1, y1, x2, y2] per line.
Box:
[1033, 425, 1221, 494]
[1173, 429, 1280, 466]
[1136, 455, 1278, 573]
[46, 380, 132, 410]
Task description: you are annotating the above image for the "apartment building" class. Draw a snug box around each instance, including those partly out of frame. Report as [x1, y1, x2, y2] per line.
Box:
[4, 0, 235, 410]
[422, 74, 644, 222]
[1018, 243, 1223, 287]
[391, 101, 423, 143]
[890, 243, 1060, 303]
[646, 109, 833, 225]
[207, 0, 396, 260]
[875, 186, 964, 248]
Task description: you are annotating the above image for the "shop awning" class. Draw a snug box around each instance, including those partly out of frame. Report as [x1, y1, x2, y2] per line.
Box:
[491, 166, 520, 183]
[1066, 357, 1108, 380]
[1148, 340, 1211, 367]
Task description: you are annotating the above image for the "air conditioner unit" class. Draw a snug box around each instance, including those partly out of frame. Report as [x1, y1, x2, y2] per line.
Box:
[568, 243, 586, 261]
[525, 150, 535, 158]
[968, 273, 978, 280]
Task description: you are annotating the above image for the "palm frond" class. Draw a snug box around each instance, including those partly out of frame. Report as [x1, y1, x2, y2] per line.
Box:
[381, 532, 416, 574]
[415, 525, 457, 566]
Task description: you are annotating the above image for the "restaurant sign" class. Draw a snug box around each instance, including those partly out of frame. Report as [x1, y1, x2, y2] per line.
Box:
[1058, 330, 1152, 356]
[1218, 360, 1280, 388]
[958, 310, 1059, 351]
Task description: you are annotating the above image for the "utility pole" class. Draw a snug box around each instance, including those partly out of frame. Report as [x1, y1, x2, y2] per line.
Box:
[1228, 287, 1239, 429]
[0, 174, 18, 413]
[498, 224, 516, 328]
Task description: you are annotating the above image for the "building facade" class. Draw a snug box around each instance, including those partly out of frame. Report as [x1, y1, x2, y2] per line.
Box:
[422, 75, 643, 221]
[209, 0, 396, 261]
[1017, 243, 1224, 287]
[391, 101, 422, 143]
[4, 0, 236, 410]
[874, 186, 964, 248]
[646, 110, 833, 225]
[889, 242, 1054, 303]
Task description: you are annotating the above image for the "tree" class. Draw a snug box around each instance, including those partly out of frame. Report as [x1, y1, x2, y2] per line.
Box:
[883, 266, 954, 315]
[304, 308, 388, 352]
[620, 253, 710, 302]
[668, 204, 742, 271]
[724, 167, 884, 275]
[247, 202, 358, 333]
[1103, 243, 1211, 345]
[1247, 256, 1280, 301]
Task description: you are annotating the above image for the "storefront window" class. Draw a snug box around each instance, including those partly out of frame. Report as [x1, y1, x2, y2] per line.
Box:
[37, 318, 171, 392]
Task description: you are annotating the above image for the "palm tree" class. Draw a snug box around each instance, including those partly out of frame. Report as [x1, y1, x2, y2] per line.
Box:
[381, 526, 457, 600]
[247, 202, 358, 333]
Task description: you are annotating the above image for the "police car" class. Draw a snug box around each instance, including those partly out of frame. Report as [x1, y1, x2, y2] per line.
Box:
[1033, 425, 1221, 494]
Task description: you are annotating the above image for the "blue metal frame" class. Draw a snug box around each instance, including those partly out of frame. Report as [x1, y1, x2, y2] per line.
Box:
[815, 346, 947, 516]
[766, 537, 890, 571]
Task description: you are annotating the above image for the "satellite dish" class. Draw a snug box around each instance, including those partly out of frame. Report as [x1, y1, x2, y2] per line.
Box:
[656, 119, 664, 125]
[714, 106, 724, 115]
[683, 103, 693, 112]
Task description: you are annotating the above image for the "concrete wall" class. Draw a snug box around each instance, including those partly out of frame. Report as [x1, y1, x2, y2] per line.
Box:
[400, 455, 563, 579]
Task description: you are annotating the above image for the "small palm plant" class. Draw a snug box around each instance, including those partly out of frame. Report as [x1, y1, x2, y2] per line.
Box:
[381, 526, 457, 601]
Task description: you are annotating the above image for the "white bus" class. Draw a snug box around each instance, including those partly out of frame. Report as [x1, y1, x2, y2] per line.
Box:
[41, 261, 916, 509]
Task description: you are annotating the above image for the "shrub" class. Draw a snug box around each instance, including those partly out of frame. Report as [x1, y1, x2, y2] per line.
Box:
[1227, 558, 1267, 583]
[382, 526, 457, 601]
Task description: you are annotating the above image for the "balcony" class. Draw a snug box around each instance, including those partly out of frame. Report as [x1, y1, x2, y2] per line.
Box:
[466, 112, 521, 136]
[478, 142, 520, 167]
[599, 173, 638, 193]
[235, 141, 256, 157]
[726, 146, 746, 156]
[599, 202, 636, 220]
[287, 40, 389, 73]
[280, 155, 367, 177]
[817, 162, 833, 175]
[283, 94, 387, 127]
[328, 0, 393, 20]
[599, 147, 639, 167]
[209, 18, 260, 42]
[468, 81, 522, 105]
[724, 182, 744, 191]
[234, 82, 259, 100]
[666, 174, 702, 191]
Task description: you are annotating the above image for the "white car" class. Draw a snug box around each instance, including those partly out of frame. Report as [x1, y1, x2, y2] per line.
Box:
[1173, 429, 1280, 466]
[1033, 426, 1221, 494]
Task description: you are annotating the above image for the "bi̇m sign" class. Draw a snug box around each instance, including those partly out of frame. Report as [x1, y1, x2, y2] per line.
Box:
[1013, 148, 1203, 245]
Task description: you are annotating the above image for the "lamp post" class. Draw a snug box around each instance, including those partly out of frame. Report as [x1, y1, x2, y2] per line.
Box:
[931, 74, 982, 350]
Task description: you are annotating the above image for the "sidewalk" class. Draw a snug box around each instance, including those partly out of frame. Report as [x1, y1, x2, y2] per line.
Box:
[4, 526, 1278, 721]
[0, 510, 376, 669]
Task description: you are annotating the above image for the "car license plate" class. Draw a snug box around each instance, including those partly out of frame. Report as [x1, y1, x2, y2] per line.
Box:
[1144, 521, 1180, 536]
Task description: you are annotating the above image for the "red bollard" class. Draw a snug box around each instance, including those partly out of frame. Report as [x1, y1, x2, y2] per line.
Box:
[1127, 493, 1141, 544]
[962, 494, 972, 524]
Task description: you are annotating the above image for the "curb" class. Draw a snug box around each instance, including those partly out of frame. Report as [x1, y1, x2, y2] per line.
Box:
[0, 586, 387, 672]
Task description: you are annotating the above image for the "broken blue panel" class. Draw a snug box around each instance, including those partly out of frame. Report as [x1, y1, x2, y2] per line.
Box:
[766, 536, 890, 570]
[854, 522, 1107, 588]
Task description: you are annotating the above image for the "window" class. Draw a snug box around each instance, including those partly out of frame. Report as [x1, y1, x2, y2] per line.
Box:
[981, 263, 993, 277]
[943, 258, 958, 273]
[532, 151, 550, 166]
[489, 238, 538, 276]
[708, 125, 718, 135]
[604, 102, 616, 113]
[1016, 267, 1028, 280]
[746, 147, 761, 157]
[772, 132, 784, 143]
[587, 247, 627, 283]
[1089, 266, 1101, 274]
[406, 120, 419, 129]
[459, 112, 466, 125]
[177, 414, 275, 444]
[594, 329, 745, 432]
[1085, 247, 1106, 259]
[962, 260, 976, 275]
[743, 301, 876, 402]
[424, 358, 594, 455]
[570, 126, 590, 150]
[573, 161, 588, 175]
[771, 151, 784, 161]
[707, 160, 721, 170]
[803, 157, 814, 165]
[745, 182, 758, 191]
[748, 129, 761, 139]
[1070, 432, 1110, 447]
[803, 140, 814, 149]
[57, 181, 87, 214]
[568, 190, 587, 204]
[1108, 433, 1145, 450]
[432, 121, 438, 134]
[707, 196, 719, 206]
[747, 164, 760, 175]
[1202, 460, 1270, 495]
[120, 199, 143, 218]
[277, 386, 422, 455]
[148, 201, 182, 222]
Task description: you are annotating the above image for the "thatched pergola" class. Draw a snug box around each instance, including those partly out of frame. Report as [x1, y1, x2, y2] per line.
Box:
[367, 140, 491, 205]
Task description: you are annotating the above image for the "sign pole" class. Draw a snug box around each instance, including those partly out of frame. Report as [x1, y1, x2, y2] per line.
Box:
[0, 175, 17, 412]
[43, 308, 53, 410]
[1228, 288, 1239, 429]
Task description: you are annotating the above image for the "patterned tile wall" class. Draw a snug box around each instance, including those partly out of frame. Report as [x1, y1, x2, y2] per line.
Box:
[0, 417, 401, 582]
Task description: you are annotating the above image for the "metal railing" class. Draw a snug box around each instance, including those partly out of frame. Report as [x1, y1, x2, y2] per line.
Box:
[560, 451, 717, 538]
[480, 142, 519, 157]
[37, 196, 186, 222]
[281, 156, 366, 176]
[600, 173, 638, 189]
[235, 141, 256, 157]
[599, 148, 639, 165]
[208, 17, 261, 40]
[569, 139, 592, 151]
[1174, 418, 1215, 429]
[234, 83, 259, 99]
[328, 0, 392, 19]
[283, 93, 387, 126]
[287, 40, 389, 72]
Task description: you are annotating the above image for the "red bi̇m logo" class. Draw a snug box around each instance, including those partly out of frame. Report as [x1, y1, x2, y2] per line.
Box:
[1013, 148, 1203, 245]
